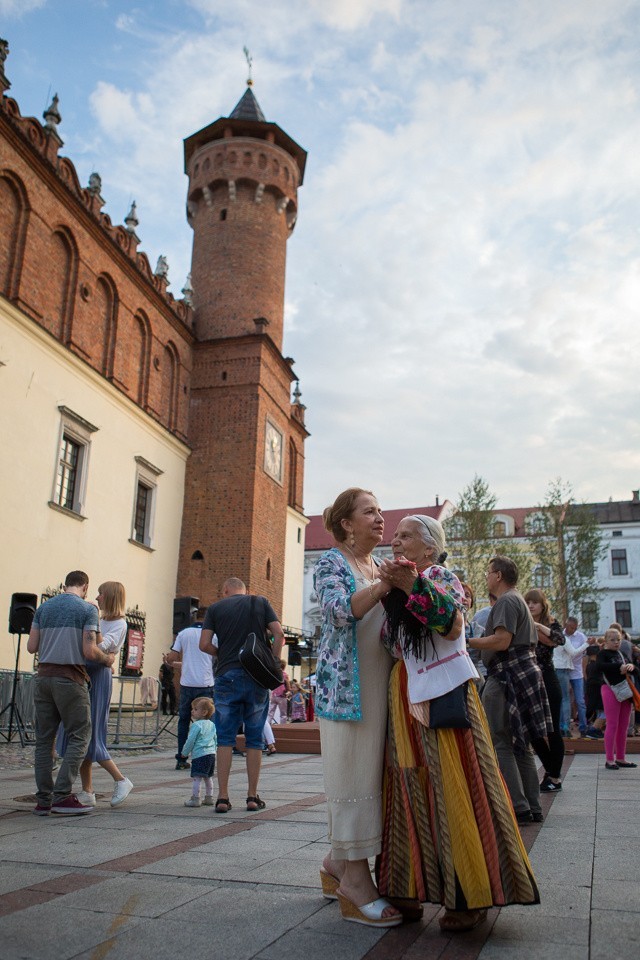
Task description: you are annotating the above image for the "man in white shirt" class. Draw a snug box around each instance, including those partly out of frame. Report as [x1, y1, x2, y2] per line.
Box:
[553, 616, 589, 737]
[166, 606, 214, 769]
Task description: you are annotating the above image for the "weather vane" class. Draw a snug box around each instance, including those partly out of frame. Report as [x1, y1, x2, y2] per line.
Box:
[243, 46, 253, 87]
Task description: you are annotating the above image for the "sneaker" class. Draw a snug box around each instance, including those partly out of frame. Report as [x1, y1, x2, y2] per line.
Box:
[202, 796, 215, 806]
[76, 790, 97, 806]
[585, 728, 604, 740]
[51, 794, 94, 815]
[532, 812, 544, 823]
[184, 797, 201, 807]
[33, 803, 51, 816]
[540, 776, 562, 793]
[110, 777, 133, 807]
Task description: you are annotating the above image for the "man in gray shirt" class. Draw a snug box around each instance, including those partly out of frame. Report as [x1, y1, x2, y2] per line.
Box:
[28, 570, 115, 815]
[469, 556, 551, 825]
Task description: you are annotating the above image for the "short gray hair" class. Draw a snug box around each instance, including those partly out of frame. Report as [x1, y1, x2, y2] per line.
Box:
[405, 515, 447, 565]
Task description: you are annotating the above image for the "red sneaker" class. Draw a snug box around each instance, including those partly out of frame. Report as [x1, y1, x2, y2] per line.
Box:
[33, 803, 51, 816]
[51, 794, 94, 815]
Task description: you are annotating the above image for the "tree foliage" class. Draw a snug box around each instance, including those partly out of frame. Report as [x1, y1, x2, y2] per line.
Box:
[528, 478, 605, 623]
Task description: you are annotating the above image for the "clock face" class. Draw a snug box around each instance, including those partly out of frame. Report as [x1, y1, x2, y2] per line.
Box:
[264, 420, 283, 482]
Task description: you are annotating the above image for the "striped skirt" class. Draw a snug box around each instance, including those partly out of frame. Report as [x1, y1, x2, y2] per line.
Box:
[377, 661, 539, 910]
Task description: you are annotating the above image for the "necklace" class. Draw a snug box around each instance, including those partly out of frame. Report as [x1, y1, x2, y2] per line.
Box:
[343, 543, 376, 582]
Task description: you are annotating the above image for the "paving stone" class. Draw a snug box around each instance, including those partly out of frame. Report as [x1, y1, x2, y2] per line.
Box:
[590, 908, 640, 960]
[0, 861, 69, 895]
[489, 913, 589, 943]
[59, 873, 219, 917]
[0, 901, 143, 960]
[478, 942, 588, 960]
[591, 878, 640, 912]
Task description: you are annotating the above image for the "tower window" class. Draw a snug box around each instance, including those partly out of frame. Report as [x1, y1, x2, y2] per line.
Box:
[220, 209, 227, 221]
[266, 558, 272, 581]
[221, 371, 227, 381]
[191, 550, 204, 561]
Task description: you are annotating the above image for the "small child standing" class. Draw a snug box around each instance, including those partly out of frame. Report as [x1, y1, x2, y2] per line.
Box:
[181, 697, 217, 806]
[289, 681, 307, 722]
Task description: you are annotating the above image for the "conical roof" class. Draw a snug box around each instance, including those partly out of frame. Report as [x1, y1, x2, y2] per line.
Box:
[229, 86, 266, 123]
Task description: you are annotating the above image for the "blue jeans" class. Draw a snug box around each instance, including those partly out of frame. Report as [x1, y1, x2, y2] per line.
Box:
[557, 670, 587, 734]
[214, 667, 269, 749]
[176, 685, 214, 759]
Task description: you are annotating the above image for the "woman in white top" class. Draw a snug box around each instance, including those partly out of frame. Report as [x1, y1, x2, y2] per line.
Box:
[58, 581, 133, 807]
[376, 517, 539, 932]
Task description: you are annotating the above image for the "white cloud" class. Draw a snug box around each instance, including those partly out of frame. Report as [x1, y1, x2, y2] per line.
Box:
[0, 0, 46, 17]
[12, 0, 640, 512]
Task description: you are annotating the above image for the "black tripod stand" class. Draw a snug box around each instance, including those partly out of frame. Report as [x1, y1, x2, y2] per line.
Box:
[0, 632, 34, 746]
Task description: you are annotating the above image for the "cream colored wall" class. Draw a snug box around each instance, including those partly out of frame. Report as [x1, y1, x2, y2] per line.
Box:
[282, 506, 308, 633]
[0, 298, 189, 681]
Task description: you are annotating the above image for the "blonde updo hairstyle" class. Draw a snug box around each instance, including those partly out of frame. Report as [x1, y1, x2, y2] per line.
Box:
[323, 487, 374, 543]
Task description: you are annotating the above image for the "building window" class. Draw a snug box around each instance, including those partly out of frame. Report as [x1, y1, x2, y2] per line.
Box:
[133, 481, 151, 544]
[615, 601, 632, 629]
[493, 521, 507, 537]
[532, 564, 553, 589]
[581, 601, 599, 632]
[611, 549, 628, 576]
[526, 512, 548, 535]
[612, 530, 623, 537]
[130, 455, 163, 550]
[49, 406, 98, 517]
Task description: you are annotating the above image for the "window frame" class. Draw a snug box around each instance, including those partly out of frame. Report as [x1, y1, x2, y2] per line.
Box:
[129, 455, 163, 550]
[614, 600, 632, 629]
[581, 601, 599, 632]
[49, 406, 98, 518]
[611, 548, 628, 576]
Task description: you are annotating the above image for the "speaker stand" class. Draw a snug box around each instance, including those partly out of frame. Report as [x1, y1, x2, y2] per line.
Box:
[0, 632, 34, 747]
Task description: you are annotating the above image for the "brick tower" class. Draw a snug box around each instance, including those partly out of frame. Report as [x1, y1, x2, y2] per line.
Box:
[177, 82, 308, 612]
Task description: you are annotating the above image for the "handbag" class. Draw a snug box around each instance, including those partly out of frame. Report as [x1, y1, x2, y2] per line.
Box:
[603, 675, 634, 703]
[428, 682, 471, 729]
[238, 597, 284, 691]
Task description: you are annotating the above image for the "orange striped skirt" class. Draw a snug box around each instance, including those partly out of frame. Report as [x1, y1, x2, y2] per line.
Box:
[377, 661, 539, 910]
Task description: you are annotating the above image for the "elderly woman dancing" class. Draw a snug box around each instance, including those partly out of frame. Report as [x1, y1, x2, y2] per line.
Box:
[313, 488, 401, 928]
[377, 516, 539, 933]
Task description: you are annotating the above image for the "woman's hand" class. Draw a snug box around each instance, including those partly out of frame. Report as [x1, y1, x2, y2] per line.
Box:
[535, 623, 554, 647]
[378, 557, 418, 595]
[620, 663, 634, 675]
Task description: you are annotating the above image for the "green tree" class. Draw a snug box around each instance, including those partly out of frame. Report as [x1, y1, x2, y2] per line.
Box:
[528, 478, 605, 623]
[444, 475, 533, 599]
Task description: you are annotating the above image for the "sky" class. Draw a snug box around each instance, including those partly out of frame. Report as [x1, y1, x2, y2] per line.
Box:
[2, 0, 640, 515]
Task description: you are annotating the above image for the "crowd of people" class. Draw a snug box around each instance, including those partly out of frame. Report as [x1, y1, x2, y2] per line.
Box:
[26, 515, 639, 936]
[313, 487, 640, 934]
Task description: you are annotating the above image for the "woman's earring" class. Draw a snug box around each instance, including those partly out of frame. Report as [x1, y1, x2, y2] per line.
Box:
[348, 532, 355, 548]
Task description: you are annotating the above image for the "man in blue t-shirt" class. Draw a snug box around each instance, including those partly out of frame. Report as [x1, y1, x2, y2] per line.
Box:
[27, 570, 116, 815]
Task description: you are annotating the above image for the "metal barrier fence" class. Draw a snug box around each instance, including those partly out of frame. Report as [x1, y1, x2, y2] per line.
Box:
[0, 670, 172, 750]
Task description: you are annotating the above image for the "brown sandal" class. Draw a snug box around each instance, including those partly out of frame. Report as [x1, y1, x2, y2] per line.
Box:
[214, 798, 231, 813]
[439, 908, 487, 933]
[246, 795, 266, 811]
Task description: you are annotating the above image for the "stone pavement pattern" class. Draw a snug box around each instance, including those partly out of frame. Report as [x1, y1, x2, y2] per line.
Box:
[0, 750, 638, 960]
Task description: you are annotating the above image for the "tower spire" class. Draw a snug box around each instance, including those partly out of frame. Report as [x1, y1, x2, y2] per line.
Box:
[243, 46, 253, 87]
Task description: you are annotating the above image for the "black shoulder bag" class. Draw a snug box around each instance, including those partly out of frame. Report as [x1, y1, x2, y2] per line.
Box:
[238, 596, 284, 690]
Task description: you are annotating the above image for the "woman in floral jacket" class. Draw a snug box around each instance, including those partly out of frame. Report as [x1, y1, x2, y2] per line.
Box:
[313, 487, 401, 928]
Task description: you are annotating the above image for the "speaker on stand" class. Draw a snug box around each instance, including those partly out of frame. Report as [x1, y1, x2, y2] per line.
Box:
[1, 593, 38, 746]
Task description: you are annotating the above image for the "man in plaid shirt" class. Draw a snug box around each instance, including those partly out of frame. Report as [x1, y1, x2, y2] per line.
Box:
[469, 556, 552, 825]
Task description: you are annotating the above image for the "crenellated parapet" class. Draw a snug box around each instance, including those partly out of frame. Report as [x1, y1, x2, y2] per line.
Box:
[0, 91, 191, 326]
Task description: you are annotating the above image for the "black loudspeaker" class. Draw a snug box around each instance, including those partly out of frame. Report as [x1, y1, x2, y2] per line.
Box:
[287, 646, 302, 667]
[173, 596, 199, 635]
[9, 593, 38, 634]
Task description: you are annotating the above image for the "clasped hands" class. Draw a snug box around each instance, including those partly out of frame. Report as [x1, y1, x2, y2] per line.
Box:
[378, 556, 418, 595]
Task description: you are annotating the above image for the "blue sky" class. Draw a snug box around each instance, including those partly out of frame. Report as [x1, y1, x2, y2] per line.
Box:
[2, 0, 640, 514]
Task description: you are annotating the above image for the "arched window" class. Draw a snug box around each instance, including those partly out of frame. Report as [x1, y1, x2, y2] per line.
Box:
[288, 439, 298, 509]
[133, 312, 151, 406]
[493, 520, 507, 537]
[0, 171, 29, 299]
[97, 275, 118, 378]
[161, 341, 180, 430]
[48, 228, 78, 342]
[532, 564, 553, 589]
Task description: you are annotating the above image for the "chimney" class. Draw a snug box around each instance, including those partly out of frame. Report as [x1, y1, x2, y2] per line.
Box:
[632, 490, 639, 502]
[435, 495, 440, 507]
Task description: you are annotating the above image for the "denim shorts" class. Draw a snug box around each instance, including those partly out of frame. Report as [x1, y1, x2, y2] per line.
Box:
[214, 667, 269, 749]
